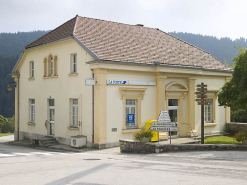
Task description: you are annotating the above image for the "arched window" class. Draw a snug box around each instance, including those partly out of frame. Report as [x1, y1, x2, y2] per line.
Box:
[54, 56, 58, 76]
[43, 58, 47, 77]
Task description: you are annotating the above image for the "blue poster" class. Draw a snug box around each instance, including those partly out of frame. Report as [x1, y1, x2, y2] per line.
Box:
[127, 114, 135, 123]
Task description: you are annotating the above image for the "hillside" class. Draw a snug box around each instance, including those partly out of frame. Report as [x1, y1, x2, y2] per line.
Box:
[0, 30, 246, 118]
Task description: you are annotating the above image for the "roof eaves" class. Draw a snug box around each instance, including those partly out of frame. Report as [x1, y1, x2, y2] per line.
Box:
[73, 36, 99, 60]
[86, 60, 233, 73]
[12, 52, 24, 73]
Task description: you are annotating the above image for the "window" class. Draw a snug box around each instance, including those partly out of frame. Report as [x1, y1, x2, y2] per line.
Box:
[50, 56, 53, 75]
[30, 61, 34, 78]
[71, 54, 77, 73]
[44, 55, 58, 77]
[30, 99, 35, 122]
[71, 99, 78, 127]
[205, 99, 213, 122]
[126, 99, 136, 128]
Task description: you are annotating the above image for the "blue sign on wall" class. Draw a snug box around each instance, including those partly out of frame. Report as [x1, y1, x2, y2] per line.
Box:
[127, 114, 135, 123]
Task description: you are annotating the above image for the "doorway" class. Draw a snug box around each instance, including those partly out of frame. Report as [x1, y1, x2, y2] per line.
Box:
[48, 99, 55, 135]
[168, 99, 179, 137]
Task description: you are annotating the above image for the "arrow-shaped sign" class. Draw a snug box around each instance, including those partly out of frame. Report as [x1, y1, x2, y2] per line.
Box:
[151, 122, 177, 127]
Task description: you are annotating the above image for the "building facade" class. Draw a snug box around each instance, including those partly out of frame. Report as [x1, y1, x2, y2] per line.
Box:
[11, 15, 232, 148]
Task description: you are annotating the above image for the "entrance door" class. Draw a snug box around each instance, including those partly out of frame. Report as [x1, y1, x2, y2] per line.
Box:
[168, 99, 179, 137]
[49, 99, 55, 135]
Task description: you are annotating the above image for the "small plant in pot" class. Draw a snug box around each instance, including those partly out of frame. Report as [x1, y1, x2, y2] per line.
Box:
[133, 126, 153, 143]
[234, 129, 247, 144]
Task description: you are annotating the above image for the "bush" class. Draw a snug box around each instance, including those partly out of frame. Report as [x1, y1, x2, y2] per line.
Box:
[0, 115, 15, 133]
[133, 126, 153, 141]
[234, 129, 247, 142]
[231, 108, 247, 123]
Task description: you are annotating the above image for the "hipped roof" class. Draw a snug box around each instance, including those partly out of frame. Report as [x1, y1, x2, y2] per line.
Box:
[25, 15, 232, 71]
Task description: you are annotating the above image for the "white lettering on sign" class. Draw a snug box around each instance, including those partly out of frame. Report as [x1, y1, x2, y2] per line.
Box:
[107, 80, 128, 85]
[150, 127, 179, 131]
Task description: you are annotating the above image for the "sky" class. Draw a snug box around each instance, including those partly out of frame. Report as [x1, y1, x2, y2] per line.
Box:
[1, 0, 247, 40]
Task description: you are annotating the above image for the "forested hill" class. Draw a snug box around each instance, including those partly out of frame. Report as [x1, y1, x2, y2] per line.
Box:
[0, 30, 247, 118]
[0, 31, 49, 118]
[168, 32, 247, 65]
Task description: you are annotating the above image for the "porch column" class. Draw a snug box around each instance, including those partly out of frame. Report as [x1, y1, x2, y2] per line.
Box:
[187, 77, 197, 136]
[225, 77, 231, 123]
[93, 68, 107, 148]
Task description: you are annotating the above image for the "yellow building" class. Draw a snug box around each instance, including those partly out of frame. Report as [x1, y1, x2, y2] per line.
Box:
[11, 15, 232, 148]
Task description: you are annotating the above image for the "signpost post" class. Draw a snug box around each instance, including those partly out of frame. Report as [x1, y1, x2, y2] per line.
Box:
[150, 111, 178, 144]
[195, 82, 208, 144]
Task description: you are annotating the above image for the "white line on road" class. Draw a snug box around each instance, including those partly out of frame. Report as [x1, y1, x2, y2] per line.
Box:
[0, 153, 15, 157]
[12, 153, 34, 156]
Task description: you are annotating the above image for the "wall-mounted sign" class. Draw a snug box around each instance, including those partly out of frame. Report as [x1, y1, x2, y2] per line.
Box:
[85, 78, 95, 86]
[107, 80, 156, 86]
[127, 114, 135, 123]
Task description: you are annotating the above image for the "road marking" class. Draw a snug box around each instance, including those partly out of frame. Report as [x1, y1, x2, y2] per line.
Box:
[12, 153, 34, 156]
[0, 153, 15, 157]
[29, 152, 54, 155]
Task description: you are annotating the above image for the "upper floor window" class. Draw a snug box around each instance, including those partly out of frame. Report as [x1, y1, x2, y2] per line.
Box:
[71, 54, 77, 73]
[30, 61, 34, 78]
[44, 55, 58, 77]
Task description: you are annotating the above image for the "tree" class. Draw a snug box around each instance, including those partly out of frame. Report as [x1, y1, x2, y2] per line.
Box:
[218, 47, 247, 109]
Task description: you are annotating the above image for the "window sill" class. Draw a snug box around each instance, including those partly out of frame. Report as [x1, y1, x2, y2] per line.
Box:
[122, 128, 141, 134]
[28, 77, 35, 81]
[43, 75, 58, 79]
[67, 126, 79, 130]
[27, 122, 35, 126]
[204, 123, 217, 127]
[68, 73, 78, 76]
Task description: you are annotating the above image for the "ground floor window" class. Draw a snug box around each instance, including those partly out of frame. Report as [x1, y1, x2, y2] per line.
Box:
[205, 99, 213, 122]
[126, 99, 136, 128]
[30, 99, 35, 122]
[71, 99, 78, 127]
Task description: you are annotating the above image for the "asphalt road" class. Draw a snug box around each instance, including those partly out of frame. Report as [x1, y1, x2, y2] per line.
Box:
[1, 136, 247, 185]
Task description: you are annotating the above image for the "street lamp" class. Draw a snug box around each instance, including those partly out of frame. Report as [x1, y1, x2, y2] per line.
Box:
[7, 82, 16, 92]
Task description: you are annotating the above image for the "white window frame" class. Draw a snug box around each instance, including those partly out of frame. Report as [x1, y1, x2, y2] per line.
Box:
[125, 99, 137, 128]
[205, 99, 213, 123]
[30, 99, 35, 122]
[71, 54, 77, 73]
[30, 61, 34, 78]
[71, 99, 78, 127]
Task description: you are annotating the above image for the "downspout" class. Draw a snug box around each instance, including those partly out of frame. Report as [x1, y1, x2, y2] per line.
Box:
[17, 73, 20, 140]
[91, 69, 94, 148]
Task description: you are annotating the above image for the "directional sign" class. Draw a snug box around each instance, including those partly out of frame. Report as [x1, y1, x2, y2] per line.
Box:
[198, 102, 209, 105]
[196, 88, 207, 91]
[196, 84, 207, 87]
[196, 95, 207, 98]
[158, 115, 170, 119]
[195, 99, 207, 102]
[195, 92, 206, 95]
[158, 119, 171, 122]
[150, 127, 179, 131]
[151, 122, 177, 127]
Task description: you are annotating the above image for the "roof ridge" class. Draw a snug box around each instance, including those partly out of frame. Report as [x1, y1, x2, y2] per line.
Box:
[73, 15, 79, 35]
[25, 15, 77, 49]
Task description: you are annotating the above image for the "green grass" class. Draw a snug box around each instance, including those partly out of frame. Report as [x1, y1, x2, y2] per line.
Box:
[203, 136, 241, 144]
[0, 133, 13, 137]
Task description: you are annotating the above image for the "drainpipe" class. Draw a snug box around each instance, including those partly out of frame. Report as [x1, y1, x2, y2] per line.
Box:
[91, 69, 94, 148]
[17, 73, 20, 140]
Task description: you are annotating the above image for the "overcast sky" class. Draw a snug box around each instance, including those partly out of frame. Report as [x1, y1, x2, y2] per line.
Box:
[1, 0, 247, 40]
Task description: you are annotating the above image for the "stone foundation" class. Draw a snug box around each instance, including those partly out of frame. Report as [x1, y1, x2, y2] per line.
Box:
[119, 139, 247, 153]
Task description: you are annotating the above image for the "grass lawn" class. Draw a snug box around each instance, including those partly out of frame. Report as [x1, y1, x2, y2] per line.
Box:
[0, 133, 13, 137]
[203, 136, 241, 144]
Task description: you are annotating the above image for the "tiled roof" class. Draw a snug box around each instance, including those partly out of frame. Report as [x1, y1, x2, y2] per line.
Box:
[25, 15, 232, 71]
[25, 17, 77, 49]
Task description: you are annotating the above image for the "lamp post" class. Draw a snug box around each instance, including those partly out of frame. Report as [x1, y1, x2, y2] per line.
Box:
[7, 82, 16, 92]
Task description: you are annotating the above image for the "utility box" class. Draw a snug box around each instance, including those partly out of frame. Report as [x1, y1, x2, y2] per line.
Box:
[146, 120, 158, 142]
[71, 135, 87, 148]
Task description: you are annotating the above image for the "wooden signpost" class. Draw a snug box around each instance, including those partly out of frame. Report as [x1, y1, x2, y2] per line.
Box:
[194, 82, 208, 144]
[150, 111, 178, 144]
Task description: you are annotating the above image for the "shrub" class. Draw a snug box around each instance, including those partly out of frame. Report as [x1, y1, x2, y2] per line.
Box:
[0, 115, 15, 133]
[231, 108, 247, 123]
[234, 130, 247, 142]
[133, 126, 153, 141]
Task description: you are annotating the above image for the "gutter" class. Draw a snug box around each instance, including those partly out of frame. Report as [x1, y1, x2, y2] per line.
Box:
[86, 60, 233, 73]
[91, 69, 94, 148]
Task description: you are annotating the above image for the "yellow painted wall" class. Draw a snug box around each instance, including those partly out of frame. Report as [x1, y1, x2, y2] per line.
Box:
[18, 39, 94, 141]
